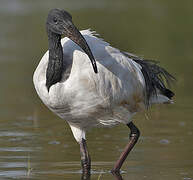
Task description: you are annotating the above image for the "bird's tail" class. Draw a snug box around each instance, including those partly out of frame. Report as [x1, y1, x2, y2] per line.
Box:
[122, 52, 176, 106]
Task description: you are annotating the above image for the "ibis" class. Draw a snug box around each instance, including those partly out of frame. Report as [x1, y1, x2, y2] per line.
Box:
[33, 9, 175, 175]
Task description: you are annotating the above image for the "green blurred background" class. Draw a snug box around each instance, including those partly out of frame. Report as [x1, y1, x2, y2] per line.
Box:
[0, 0, 193, 179]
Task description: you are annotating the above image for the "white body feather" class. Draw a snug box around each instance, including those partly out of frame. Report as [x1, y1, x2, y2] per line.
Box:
[33, 29, 171, 142]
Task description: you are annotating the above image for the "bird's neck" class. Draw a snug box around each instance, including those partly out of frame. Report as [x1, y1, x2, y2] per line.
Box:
[46, 31, 63, 91]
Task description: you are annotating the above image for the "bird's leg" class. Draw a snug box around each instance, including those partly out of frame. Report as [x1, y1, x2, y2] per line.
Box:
[111, 122, 140, 173]
[79, 138, 91, 178]
[111, 171, 123, 180]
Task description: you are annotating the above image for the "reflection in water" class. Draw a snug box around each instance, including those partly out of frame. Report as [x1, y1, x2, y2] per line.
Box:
[81, 172, 90, 180]
[81, 171, 123, 180]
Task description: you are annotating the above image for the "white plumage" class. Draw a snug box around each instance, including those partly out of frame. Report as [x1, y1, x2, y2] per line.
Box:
[33, 29, 172, 142]
[34, 9, 175, 174]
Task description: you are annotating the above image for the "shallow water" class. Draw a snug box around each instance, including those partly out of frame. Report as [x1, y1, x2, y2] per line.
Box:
[0, 0, 193, 179]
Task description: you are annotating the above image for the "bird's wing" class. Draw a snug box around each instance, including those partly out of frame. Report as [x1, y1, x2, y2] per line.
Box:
[81, 30, 175, 105]
[64, 29, 146, 109]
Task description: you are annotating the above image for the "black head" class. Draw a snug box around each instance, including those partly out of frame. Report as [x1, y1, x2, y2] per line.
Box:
[46, 9, 72, 35]
[46, 9, 98, 73]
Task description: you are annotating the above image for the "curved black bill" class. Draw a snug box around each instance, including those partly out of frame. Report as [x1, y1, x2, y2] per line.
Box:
[64, 22, 98, 73]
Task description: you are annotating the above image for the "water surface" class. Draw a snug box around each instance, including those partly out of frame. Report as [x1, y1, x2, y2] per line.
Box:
[0, 0, 193, 179]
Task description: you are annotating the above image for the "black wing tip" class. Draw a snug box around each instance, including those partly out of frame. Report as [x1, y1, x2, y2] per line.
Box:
[126, 55, 176, 103]
[163, 88, 175, 99]
[122, 51, 176, 105]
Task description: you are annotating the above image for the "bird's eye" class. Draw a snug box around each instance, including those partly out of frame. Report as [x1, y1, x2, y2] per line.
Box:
[53, 17, 58, 23]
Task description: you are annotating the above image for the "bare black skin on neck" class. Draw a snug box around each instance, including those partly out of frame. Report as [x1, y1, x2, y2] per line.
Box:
[45, 9, 98, 92]
[46, 30, 64, 91]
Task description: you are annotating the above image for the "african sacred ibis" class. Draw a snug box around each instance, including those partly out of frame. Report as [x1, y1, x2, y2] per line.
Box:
[33, 9, 175, 175]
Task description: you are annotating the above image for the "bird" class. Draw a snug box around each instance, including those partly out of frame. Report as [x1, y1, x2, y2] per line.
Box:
[33, 8, 175, 176]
